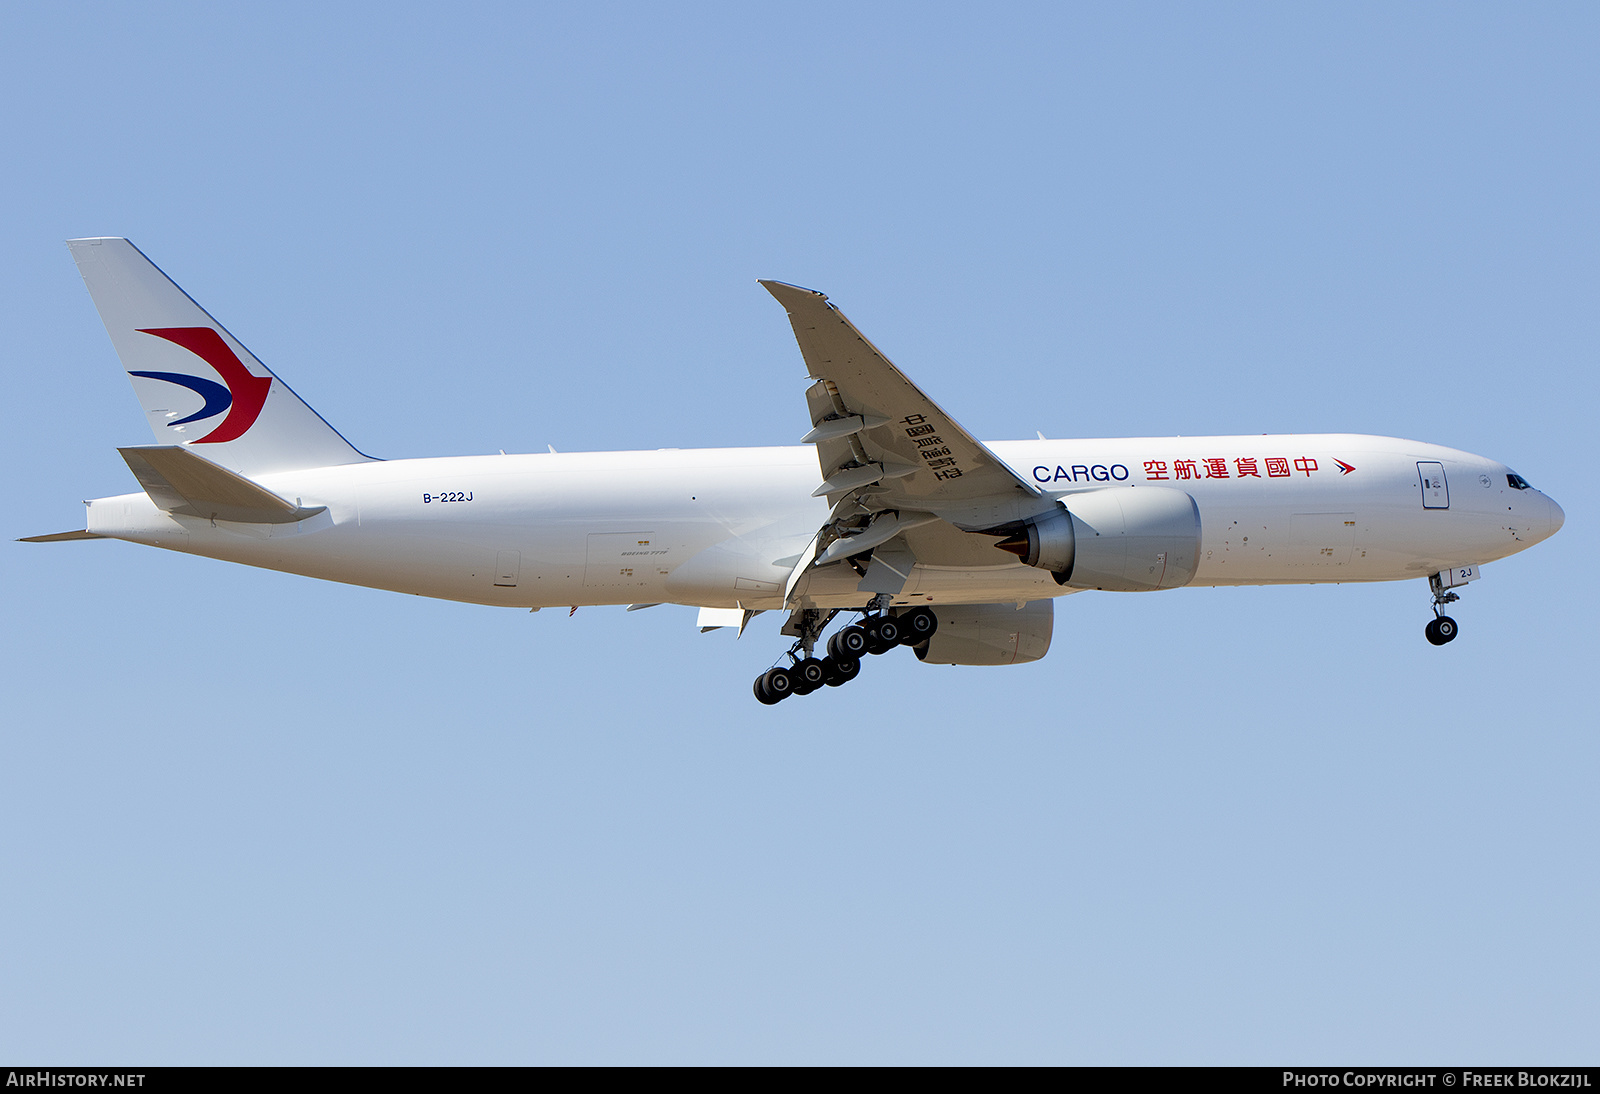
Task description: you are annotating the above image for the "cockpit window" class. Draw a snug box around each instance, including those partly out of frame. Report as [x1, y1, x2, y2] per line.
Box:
[1507, 472, 1533, 490]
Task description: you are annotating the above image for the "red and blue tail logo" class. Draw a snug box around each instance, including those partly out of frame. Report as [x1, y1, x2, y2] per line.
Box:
[130, 327, 272, 444]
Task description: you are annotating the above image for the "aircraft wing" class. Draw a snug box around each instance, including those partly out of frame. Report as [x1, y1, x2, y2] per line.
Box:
[762, 281, 1048, 530]
[762, 281, 1058, 605]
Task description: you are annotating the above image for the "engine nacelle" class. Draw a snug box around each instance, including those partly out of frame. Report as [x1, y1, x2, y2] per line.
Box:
[996, 487, 1201, 591]
[914, 600, 1053, 665]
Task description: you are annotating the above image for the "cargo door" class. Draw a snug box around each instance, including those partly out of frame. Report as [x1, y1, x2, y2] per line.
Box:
[493, 550, 520, 587]
[584, 532, 661, 591]
[1287, 512, 1356, 566]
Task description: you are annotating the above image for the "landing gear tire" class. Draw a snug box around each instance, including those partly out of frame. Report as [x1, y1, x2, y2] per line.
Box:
[823, 656, 860, 686]
[791, 658, 827, 694]
[829, 626, 869, 659]
[757, 666, 796, 702]
[861, 616, 899, 655]
[870, 616, 902, 647]
[900, 607, 937, 644]
[1425, 615, 1458, 646]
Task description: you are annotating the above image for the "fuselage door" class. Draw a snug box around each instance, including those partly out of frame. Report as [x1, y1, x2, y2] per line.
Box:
[1287, 512, 1357, 566]
[584, 532, 659, 590]
[494, 549, 520, 587]
[1418, 462, 1449, 509]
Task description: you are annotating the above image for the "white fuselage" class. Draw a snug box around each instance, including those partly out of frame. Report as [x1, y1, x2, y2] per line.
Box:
[81, 433, 1563, 611]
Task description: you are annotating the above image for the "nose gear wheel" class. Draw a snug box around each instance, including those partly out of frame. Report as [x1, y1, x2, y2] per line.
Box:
[1424, 616, 1458, 645]
[1423, 573, 1462, 645]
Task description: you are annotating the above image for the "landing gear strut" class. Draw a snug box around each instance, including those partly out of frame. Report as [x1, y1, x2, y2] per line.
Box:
[754, 605, 938, 704]
[1425, 573, 1460, 646]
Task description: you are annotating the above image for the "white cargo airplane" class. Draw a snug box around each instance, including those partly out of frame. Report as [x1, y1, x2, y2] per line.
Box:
[26, 239, 1565, 703]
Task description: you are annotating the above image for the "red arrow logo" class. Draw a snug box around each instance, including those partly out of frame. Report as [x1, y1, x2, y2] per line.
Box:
[1334, 459, 1355, 475]
[137, 327, 272, 444]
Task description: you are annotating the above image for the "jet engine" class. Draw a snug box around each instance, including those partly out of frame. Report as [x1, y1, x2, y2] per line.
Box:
[914, 600, 1053, 666]
[995, 487, 1201, 591]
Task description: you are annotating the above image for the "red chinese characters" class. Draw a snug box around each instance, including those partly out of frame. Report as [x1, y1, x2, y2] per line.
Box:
[1136, 455, 1321, 482]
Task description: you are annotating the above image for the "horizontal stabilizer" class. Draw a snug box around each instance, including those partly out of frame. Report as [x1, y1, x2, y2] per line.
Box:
[18, 529, 106, 543]
[118, 445, 326, 524]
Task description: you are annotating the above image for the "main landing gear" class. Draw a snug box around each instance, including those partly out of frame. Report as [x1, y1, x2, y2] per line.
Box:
[752, 655, 859, 704]
[1425, 573, 1460, 646]
[752, 605, 939, 705]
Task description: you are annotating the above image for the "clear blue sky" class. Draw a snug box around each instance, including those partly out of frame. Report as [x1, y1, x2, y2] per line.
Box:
[3, 2, 1595, 1064]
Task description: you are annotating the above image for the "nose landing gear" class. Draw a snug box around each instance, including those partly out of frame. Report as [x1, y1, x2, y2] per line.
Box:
[752, 605, 939, 703]
[1425, 572, 1461, 646]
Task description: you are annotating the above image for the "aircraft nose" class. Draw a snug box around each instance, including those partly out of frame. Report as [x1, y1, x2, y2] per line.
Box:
[1548, 494, 1565, 538]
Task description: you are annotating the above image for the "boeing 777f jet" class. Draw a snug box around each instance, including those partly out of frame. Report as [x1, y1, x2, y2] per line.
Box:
[25, 239, 1564, 703]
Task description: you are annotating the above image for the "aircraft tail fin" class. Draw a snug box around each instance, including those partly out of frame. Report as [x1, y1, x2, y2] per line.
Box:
[67, 238, 374, 476]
